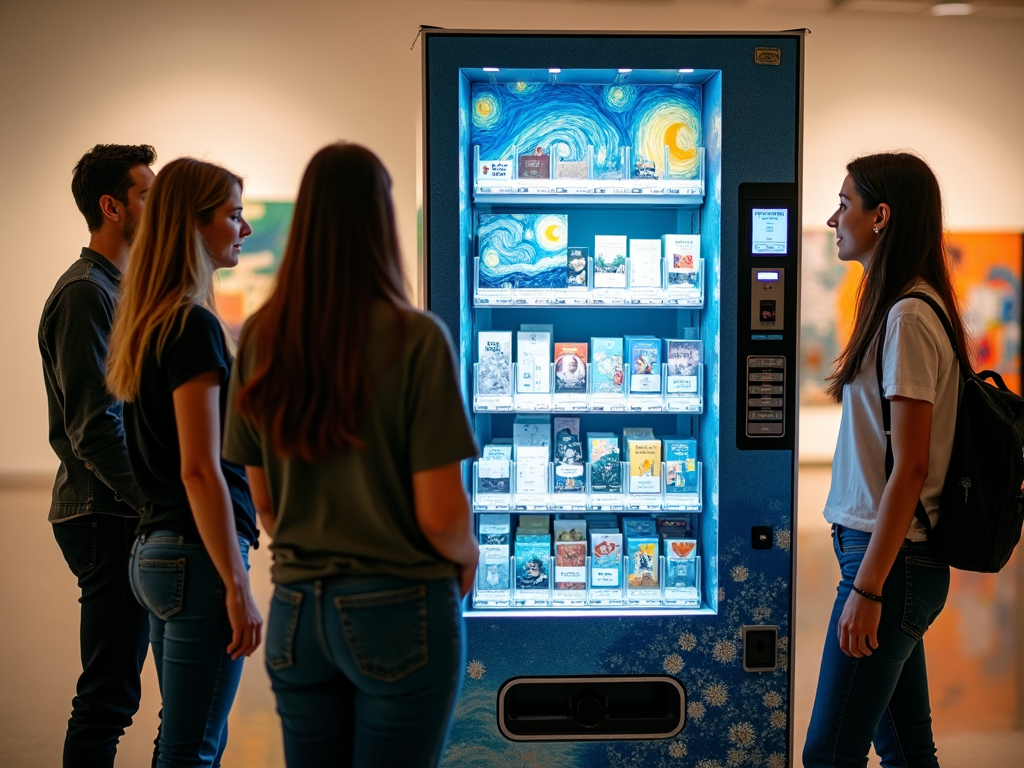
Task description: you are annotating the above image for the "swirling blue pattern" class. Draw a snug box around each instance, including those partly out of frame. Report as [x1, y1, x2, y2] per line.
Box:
[478, 213, 568, 289]
[472, 83, 702, 180]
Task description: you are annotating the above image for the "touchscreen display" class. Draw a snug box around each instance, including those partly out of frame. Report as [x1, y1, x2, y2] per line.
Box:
[752, 208, 788, 255]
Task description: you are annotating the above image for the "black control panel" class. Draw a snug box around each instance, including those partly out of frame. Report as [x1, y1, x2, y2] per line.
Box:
[736, 183, 799, 450]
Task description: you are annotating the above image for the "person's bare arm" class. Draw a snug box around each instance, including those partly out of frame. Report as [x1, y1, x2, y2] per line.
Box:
[413, 462, 478, 597]
[838, 395, 932, 657]
[245, 465, 276, 538]
[174, 370, 262, 659]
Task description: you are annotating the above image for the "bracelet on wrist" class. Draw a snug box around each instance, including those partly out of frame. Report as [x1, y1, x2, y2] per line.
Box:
[851, 585, 884, 603]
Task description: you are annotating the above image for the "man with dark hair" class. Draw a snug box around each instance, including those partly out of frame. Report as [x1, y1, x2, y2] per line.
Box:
[39, 144, 157, 767]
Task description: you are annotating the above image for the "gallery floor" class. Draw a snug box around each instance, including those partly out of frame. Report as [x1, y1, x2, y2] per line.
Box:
[1, 467, 1020, 766]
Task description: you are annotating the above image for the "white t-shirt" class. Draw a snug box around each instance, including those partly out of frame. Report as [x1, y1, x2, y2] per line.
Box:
[823, 283, 960, 541]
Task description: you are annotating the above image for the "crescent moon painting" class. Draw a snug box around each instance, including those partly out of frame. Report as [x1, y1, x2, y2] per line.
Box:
[477, 213, 569, 289]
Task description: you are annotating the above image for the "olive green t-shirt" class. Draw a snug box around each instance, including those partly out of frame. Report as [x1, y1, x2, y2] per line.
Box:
[223, 304, 478, 585]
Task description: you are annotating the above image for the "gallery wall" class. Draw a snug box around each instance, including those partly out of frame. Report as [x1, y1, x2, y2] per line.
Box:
[1, 0, 1022, 475]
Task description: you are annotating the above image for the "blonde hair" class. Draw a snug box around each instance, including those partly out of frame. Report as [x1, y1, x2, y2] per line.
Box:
[106, 157, 242, 401]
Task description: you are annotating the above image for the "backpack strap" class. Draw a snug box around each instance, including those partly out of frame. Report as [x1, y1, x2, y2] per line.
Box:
[875, 291, 958, 533]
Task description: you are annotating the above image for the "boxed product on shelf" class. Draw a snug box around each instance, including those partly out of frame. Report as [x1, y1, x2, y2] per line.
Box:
[656, 514, 697, 538]
[478, 458, 511, 494]
[516, 327, 552, 394]
[477, 331, 513, 396]
[665, 338, 702, 394]
[626, 536, 660, 589]
[629, 239, 663, 288]
[663, 234, 701, 287]
[590, 530, 623, 589]
[567, 246, 588, 287]
[553, 433, 585, 493]
[587, 433, 622, 493]
[513, 415, 551, 453]
[554, 342, 588, 394]
[514, 539, 550, 590]
[479, 514, 511, 544]
[664, 438, 699, 494]
[478, 546, 510, 591]
[555, 539, 587, 590]
[625, 336, 662, 393]
[590, 337, 624, 394]
[623, 517, 657, 538]
[478, 213, 568, 290]
[665, 540, 699, 591]
[554, 417, 580, 439]
[482, 441, 513, 461]
[627, 438, 662, 493]
[518, 149, 550, 179]
[594, 235, 627, 288]
[514, 445, 549, 495]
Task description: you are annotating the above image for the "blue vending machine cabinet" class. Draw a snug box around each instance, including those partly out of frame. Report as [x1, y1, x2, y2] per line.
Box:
[422, 29, 803, 767]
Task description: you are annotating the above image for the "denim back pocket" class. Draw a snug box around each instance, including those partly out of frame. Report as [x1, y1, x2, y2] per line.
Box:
[335, 585, 428, 682]
[136, 556, 186, 620]
[266, 585, 303, 671]
[52, 519, 97, 577]
[901, 555, 950, 640]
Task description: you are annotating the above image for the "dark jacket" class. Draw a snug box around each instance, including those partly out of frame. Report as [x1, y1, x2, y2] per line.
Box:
[39, 248, 146, 521]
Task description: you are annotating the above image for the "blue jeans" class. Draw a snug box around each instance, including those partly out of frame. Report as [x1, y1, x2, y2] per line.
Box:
[53, 514, 153, 768]
[129, 531, 249, 768]
[804, 525, 950, 768]
[265, 575, 465, 768]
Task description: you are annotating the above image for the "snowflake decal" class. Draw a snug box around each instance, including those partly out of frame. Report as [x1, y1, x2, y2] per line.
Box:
[730, 565, 749, 582]
[766, 753, 787, 768]
[752, 605, 772, 623]
[712, 640, 737, 663]
[770, 710, 787, 729]
[775, 528, 791, 551]
[687, 700, 707, 721]
[728, 722, 756, 747]
[718, 586, 726, 602]
[678, 632, 697, 651]
[664, 653, 684, 674]
[727, 748, 747, 767]
[703, 683, 728, 707]
[696, 760, 724, 768]
[465, 659, 486, 680]
[763, 690, 783, 709]
[669, 740, 687, 758]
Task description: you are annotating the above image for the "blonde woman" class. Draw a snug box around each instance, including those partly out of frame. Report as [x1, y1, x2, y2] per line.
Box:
[107, 158, 261, 767]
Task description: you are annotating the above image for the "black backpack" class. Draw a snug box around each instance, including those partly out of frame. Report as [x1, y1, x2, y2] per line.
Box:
[877, 292, 1024, 572]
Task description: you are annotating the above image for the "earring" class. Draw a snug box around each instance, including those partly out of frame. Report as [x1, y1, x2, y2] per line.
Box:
[873, 227, 880, 234]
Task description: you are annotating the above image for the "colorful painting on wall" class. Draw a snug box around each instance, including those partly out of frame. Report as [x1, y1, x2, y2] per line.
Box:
[213, 201, 293, 334]
[471, 82, 702, 181]
[799, 230, 1022, 403]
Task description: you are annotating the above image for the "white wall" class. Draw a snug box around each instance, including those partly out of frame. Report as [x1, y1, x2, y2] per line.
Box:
[2, 0, 1022, 475]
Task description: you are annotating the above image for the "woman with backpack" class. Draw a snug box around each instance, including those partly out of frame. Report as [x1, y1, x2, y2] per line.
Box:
[222, 143, 479, 767]
[803, 152, 971, 768]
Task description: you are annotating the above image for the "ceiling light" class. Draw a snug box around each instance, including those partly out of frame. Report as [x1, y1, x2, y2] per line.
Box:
[930, 2, 975, 15]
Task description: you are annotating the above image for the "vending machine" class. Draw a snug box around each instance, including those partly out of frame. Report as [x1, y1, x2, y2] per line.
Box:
[421, 28, 803, 767]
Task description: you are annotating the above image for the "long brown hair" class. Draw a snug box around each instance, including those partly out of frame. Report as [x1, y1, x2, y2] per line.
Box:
[235, 143, 410, 460]
[107, 158, 242, 401]
[826, 152, 972, 402]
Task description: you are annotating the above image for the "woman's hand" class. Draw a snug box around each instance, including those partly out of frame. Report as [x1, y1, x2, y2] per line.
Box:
[458, 547, 480, 598]
[225, 584, 263, 660]
[836, 590, 882, 657]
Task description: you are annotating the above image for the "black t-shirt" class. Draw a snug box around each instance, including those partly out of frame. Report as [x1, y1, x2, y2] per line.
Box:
[125, 305, 257, 545]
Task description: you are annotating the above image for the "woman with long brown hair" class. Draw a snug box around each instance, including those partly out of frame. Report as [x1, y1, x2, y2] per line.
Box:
[803, 152, 970, 767]
[223, 143, 478, 767]
[107, 157, 261, 766]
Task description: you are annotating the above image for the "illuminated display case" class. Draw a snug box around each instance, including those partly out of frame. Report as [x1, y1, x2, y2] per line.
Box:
[423, 29, 803, 765]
